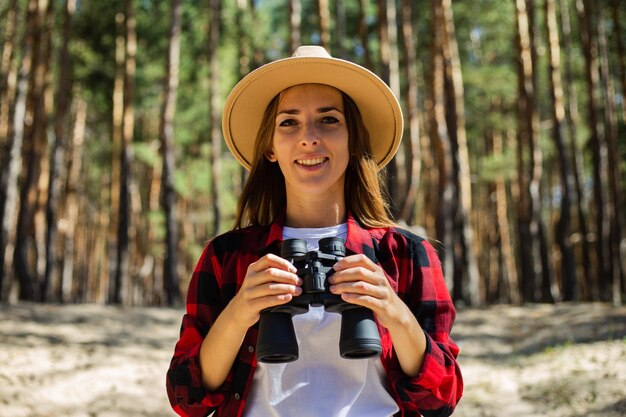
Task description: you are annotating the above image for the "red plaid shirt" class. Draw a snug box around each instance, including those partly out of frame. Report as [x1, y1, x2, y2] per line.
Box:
[166, 213, 463, 417]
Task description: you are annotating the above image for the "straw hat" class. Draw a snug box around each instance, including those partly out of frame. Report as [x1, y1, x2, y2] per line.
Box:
[221, 45, 403, 171]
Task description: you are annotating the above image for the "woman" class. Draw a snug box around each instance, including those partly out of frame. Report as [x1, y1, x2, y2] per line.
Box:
[167, 46, 463, 417]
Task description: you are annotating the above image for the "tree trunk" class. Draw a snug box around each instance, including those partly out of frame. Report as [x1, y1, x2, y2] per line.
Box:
[112, 0, 137, 304]
[43, 0, 75, 302]
[560, 0, 592, 300]
[377, 0, 402, 217]
[596, 4, 624, 305]
[514, 0, 551, 302]
[610, 0, 626, 123]
[357, 0, 373, 70]
[14, 0, 53, 301]
[576, 0, 612, 300]
[545, 0, 576, 300]
[334, 0, 346, 58]
[160, 0, 182, 306]
[209, 0, 222, 236]
[60, 94, 86, 302]
[0, 0, 19, 150]
[316, 0, 331, 51]
[288, 0, 301, 54]
[399, 0, 421, 223]
[0, 0, 21, 300]
[430, 0, 455, 292]
[441, 0, 481, 305]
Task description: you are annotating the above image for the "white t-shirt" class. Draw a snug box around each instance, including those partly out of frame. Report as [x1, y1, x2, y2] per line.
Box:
[243, 224, 399, 417]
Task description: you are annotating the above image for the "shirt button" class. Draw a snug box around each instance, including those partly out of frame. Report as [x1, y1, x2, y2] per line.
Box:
[234, 393, 241, 400]
[248, 345, 254, 353]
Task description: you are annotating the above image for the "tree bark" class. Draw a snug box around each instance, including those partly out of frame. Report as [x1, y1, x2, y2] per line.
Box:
[112, 0, 137, 304]
[160, 0, 182, 306]
[545, 0, 576, 300]
[316, 0, 331, 51]
[288, 0, 301, 54]
[43, 0, 75, 302]
[576, 0, 612, 300]
[399, 0, 421, 223]
[441, 0, 481, 305]
[430, 0, 455, 293]
[514, 0, 551, 302]
[14, 0, 53, 301]
[209, 0, 222, 236]
[596, 4, 623, 305]
[357, 0, 373, 70]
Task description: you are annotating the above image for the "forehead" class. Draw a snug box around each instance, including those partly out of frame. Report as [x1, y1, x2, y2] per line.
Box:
[278, 83, 344, 109]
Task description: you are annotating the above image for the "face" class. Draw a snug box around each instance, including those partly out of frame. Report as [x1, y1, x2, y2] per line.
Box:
[266, 83, 349, 202]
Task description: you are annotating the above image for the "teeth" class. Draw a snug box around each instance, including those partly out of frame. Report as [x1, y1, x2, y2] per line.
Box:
[296, 157, 326, 166]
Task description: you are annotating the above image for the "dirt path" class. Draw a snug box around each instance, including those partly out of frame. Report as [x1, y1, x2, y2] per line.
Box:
[0, 302, 624, 417]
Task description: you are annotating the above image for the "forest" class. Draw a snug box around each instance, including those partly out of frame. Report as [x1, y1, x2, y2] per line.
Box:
[0, 0, 624, 307]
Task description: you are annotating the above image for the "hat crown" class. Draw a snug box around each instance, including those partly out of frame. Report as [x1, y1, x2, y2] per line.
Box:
[291, 45, 332, 59]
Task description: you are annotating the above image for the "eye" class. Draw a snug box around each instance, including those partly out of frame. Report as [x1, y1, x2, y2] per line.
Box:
[278, 118, 298, 127]
[320, 116, 340, 124]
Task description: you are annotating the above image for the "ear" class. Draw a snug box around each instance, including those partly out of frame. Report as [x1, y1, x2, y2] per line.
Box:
[265, 150, 277, 162]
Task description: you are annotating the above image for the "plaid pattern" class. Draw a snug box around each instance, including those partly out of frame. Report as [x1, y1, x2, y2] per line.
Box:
[166, 213, 463, 417]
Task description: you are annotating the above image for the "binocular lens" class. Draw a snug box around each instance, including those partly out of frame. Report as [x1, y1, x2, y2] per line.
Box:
[339, 307, 382, 359]
[280, 239, 308, 258]
[257, 311, 299, 363]
[318, 237, 346, 257]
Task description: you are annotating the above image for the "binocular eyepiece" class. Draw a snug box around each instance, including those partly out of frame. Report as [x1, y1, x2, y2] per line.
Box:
[256, 237, 383, 363]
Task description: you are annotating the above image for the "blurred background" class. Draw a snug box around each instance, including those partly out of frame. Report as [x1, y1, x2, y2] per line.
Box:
[0, 0, 625, 308]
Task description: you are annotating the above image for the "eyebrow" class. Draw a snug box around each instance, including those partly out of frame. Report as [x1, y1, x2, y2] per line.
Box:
[277, 106, 343, 116]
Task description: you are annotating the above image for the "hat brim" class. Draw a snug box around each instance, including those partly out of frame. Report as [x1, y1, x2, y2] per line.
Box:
[222, 55, 403, 171]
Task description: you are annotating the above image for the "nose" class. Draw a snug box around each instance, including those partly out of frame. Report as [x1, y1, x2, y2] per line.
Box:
[300, 120, 319, 146]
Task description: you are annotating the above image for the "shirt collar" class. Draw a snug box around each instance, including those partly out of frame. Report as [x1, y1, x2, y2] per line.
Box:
[263, 211, 379, 258]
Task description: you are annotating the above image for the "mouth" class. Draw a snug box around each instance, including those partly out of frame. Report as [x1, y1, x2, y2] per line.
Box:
[295, 157, 328, 167]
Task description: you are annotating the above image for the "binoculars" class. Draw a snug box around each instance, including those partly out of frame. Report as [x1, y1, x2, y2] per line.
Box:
[256, 237, 382, 363]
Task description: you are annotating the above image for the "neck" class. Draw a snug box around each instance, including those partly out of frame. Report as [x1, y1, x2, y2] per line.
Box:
[285, 194, 346, 228]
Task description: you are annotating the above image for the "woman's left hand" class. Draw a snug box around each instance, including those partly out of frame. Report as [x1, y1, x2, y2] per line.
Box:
[329, 254, 407, 329]
[330, 253, 427, 376]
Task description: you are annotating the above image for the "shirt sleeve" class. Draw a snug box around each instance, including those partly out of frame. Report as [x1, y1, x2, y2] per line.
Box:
[380, 230, 463, 417]
[166, 242, 231, 417]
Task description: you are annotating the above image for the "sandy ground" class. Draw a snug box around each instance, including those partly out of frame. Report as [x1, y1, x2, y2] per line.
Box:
[0, 302, 624, 417]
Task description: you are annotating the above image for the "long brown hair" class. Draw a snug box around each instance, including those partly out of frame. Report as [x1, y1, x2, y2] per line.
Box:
[233, 89, 394, 229]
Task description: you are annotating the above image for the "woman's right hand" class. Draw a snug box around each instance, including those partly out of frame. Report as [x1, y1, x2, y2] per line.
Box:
[228, 253, 303, 329]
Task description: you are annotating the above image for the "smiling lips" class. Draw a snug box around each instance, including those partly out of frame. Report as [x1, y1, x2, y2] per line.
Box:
[296, 157, 328, 166]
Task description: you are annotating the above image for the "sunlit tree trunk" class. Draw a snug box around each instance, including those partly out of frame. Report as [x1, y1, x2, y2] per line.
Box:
[14, 0, 53, 301]
[160, 0, 182, 306]
[441, 0, 480, 305]
[43, 0, 75, 302]
[514, 0, 552, 302]
[430, 0, 455, 292]
[377, 0, 402, 217]
[545, 0, 576, 300]
[316, 0, 331, 51]
[209, 0, 222, 236]
[112, 0, 136, 304]
[0, 0, 21, 300]
[60, 95, 86, 302]
[0, 0, 19, 151]
[288, 0, 301, 54]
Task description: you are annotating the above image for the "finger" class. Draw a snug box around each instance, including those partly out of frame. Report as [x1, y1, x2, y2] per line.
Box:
[330, 280, 386, 299]
[330, 266, 383, 285]
[333, 254, 378, 272]
[250, 253, 298, 274]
